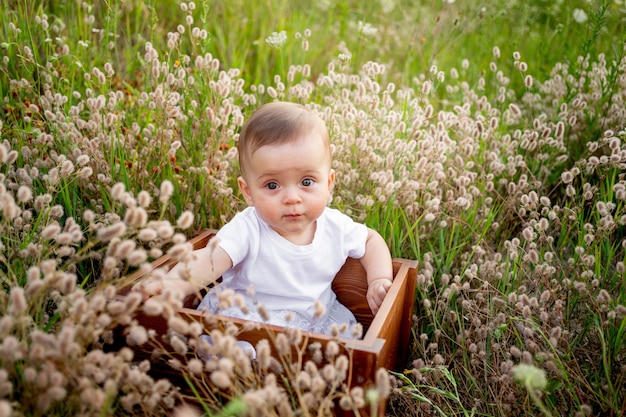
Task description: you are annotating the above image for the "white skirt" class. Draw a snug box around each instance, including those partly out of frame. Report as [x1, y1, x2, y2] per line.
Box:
[196, 285, 358, 339]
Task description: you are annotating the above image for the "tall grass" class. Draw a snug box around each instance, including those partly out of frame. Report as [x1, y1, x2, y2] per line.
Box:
[1, 0, 625, 416]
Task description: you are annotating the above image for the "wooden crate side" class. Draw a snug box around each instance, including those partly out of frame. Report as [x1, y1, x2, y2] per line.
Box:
[364, 260, 412, 371]
[114, 305, 385, 385]
[397, 258, 418, 369]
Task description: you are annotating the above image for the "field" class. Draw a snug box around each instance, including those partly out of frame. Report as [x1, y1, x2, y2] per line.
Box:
[1, 0, 625, 416]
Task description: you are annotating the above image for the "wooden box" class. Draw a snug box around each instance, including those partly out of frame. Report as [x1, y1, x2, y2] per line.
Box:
[113, 229, 417, 414]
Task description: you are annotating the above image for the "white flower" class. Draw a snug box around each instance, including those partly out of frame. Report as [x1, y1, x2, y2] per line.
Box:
[380, 0, 395, 14]
[512, 364, 547, 390]
[265, 31, 287, 49]
[338, 53, 352, 65]
[357, 21, 378, 36]
[573, 8, 588, 23]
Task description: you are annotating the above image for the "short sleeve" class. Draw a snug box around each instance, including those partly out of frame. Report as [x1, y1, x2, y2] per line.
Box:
[323, 208, 368, 260]
[215, 207, 258, 267]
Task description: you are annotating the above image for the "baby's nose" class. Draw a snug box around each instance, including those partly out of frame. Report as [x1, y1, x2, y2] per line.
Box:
[283, 186, 302, 204]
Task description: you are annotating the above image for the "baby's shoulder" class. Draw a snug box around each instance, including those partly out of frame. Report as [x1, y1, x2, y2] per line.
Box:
[323, 207, 360, 225]
[320, 208, 368, 240]
[219, 207, 262, 236]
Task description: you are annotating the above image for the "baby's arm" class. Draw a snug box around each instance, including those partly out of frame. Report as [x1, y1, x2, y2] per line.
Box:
[359, 228, 394, 314]
[134, 242, 232, 300]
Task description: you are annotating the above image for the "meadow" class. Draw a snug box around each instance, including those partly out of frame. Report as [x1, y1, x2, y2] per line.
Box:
[1, 0, 625, 415]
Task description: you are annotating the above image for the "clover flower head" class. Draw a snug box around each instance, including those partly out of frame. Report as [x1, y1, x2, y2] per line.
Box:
[266, 31, 287, 49]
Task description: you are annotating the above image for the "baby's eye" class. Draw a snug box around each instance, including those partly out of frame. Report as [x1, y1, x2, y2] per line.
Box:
[265, 182, 279, 190]
[301, 178, 314, 187]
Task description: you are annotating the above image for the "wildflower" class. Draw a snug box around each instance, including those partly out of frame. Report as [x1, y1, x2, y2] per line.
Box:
[138, 228, 158, 241]
[256, 340, 271, 370]
[357, 21, 378, 36]
[187, 358, 203, 376]
[49, 205, 64, 218]
[16, 186, 33, 203]
[275, 333, 290, 356]
[8, 287, 27, 315]
[127, 325, 148, 346]
[127, 249, 147, 266]
[167, 242, 193, 261]
[325, 341, 339, 359]
[512, 363, 547, 390]
[422, 81, 432, 95]
[375, 367, 390, 398]
[115, 239, 136, 258]
[433, 354, 444, 365]
[597, 289, 611, 304]
[110, 182, 125, 200]
[41, 223, 61, 239]
[1, 336, 22, 361]
[380, 0, 395, 14]
[297, 371, 311, 390]
[170, 335, 188, 355]
[168, 316, 190, 335]
[143, 298, 164, 316]
[78, 166, 93, 179]
[172, 404, 202, 417]
[335, 355, 349, 376]
[509, 103, 521, 116]
[98, 222, 126, 242]
[159, 180, 174, 203]
[524, 75, 533, 88]
[0, 400, 12, 416]
[0, 316, 13, 335]
[322, 364, 337, 382]
[257, 304, 270, 321]
[157, 223, 174, 239]
[266, 31, 287, 49]
[573, 9, 588, 23]
[338, 53, 352, 67]
[311, 375, 327, 394]
[313, 300, 326, 318]
[134, 190, 151, 208]
[125, 207, 148, 227]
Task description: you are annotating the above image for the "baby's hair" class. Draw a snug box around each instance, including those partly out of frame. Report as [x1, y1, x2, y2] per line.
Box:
[238, 101, 329, 176]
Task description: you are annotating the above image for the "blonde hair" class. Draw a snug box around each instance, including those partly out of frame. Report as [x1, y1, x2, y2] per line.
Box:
[237, 102, 330, 176]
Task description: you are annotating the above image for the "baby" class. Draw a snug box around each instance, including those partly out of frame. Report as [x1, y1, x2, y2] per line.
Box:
[142, 101, 393, 336]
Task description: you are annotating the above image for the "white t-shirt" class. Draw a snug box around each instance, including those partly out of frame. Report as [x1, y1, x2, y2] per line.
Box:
[212, 206, 368, 320]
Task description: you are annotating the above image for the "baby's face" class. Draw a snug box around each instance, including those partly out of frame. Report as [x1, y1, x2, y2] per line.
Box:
[238, 132, 334, 245]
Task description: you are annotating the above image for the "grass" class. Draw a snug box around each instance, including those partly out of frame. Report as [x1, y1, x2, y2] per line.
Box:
[1, 0, 626, 415]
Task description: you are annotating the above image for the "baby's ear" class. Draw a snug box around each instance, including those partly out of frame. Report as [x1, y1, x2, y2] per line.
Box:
[327, 169, 335, 190]
[238, 176, 254, 206]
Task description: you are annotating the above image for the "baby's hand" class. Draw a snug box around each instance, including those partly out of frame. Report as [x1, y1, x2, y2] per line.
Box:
[366, 278, 392, 315]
